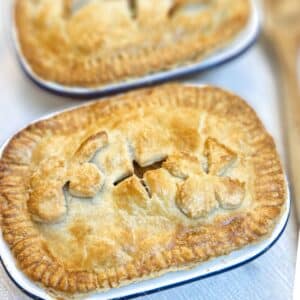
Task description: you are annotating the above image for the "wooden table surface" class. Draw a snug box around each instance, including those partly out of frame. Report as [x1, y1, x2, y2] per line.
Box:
[0, 5, 297, 299]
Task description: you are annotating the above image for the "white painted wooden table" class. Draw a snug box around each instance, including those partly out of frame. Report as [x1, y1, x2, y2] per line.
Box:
[0, 7, 297, 300]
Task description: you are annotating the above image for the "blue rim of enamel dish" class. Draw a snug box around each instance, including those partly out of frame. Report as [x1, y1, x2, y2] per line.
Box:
[0, 202, 290, 300]
[18, 33, 259, 100]
[11, 0, 261, 99]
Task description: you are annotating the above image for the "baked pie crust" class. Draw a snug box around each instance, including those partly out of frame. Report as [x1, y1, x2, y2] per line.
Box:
[0, 84, 286, 296]
[15, 0, 250, 87]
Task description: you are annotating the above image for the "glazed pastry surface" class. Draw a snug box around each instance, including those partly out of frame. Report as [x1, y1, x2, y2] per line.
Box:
[0, 84, 286, 295]
[15, 0, 250, 87]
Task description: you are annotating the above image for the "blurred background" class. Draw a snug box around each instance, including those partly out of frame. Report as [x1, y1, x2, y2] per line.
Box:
[0, 1, 299, 299]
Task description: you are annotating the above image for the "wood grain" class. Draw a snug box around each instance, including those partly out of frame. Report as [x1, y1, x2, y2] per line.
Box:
[263, 0, 300, 222]
[263, 2, 300, 298]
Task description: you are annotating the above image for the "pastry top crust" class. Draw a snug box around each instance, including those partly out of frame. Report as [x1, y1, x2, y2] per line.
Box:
[0, 84, 286, 296]
[15, 0, 250, 87]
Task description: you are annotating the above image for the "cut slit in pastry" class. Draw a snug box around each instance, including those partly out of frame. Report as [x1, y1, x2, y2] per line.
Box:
[0, 84, 286, 296]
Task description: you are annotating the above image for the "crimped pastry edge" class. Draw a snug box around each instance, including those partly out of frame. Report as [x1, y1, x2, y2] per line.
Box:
[0, 84, 287, 297]
[13, 0, 251, 88]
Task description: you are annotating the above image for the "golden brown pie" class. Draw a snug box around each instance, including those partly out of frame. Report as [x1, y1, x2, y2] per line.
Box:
[15, 0, 250, 87]
[0, 84, 286, 296]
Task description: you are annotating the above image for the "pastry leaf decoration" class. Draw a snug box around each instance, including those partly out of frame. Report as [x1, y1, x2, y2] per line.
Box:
[113, 137, 245, 219]
[28, 131, 108, 223]
[164, 138, 245, 218]
[29, 133, 244, 223]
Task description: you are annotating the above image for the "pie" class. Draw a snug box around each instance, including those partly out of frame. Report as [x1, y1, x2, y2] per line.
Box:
[0, 84, 286, 296]
[15, 0, 250, 87]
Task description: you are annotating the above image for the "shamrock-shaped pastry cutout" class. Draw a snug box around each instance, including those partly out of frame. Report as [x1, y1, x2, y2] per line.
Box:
[176, 175, 218, 218]
[28, 131, 108, 223]
[164, 138, 245, 219]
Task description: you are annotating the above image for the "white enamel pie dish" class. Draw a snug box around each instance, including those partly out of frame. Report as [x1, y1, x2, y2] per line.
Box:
[0, 87, 290, 299]
[4, 0, 261, 98]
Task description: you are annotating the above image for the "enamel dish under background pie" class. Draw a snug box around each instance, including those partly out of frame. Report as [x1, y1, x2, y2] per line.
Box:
[14, 0, 251, 88]
[0, 84, 287, 297]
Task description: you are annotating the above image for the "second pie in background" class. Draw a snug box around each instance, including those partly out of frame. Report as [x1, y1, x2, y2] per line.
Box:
[13, 0, 256, 96]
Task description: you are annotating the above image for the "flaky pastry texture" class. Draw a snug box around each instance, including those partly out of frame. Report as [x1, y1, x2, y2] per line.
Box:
[15, 0, 250, 87]
[0, 84, 286, 296]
